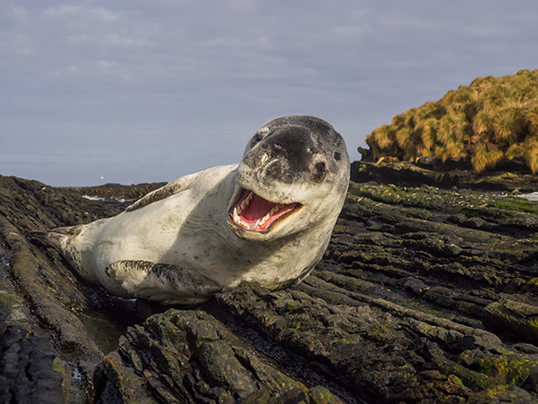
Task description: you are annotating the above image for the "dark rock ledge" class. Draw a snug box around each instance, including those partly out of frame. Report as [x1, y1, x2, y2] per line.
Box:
[1, 171, 538, 403]
[351, 158, 538, 193]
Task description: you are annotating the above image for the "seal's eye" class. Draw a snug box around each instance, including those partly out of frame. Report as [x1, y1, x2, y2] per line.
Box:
[313, 162, 326, 181]
[251, 133, 263, 146]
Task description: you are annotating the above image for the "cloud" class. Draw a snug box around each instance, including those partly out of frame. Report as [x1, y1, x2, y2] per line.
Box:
[1, 1, 538, 185]
[43, 4, 120, 23]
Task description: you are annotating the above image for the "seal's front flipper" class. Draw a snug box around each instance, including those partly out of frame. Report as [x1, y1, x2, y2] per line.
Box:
[30, 225, 82, 251]
[105, 260, 221, 305]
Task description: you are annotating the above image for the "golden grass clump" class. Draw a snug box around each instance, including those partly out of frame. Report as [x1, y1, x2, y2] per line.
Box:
[391, 113, 406, 130]
[421, 118, 437, 150]
[443, 86, 476, 114]
[492, 110, 518, 144]
[395, 127, 412, 150]
[504, 143, 524, 160]
[525, 137, 538, 174]
[437, 114, 457, 146]
[472, 110, 493, 135]
[471, 145, 504, 172]
[527, 105, 538, 136]
[452, 112, 469, 142]
[373, 124, 393, 149]
[364, 69, 538, 173]
[366, 124, 395, 160]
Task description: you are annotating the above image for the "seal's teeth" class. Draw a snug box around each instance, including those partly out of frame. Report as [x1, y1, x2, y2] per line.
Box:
[237, 191, 253, 215]
[258, 216, 268, 227]
[233, 207, 241, 224]
[233, 205, 253, 230]
[250, 221, 259, 231]
[269, 204, 280, 218]
[259, 207, 275, 226]
[257, 204, 283, 228]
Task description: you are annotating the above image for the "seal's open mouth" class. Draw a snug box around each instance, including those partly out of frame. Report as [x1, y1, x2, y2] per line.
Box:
[228, 188, 302, 233]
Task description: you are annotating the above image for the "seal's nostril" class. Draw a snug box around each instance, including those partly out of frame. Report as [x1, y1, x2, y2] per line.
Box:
[265, 160, 284, 179]
[314, 162, 326, 180]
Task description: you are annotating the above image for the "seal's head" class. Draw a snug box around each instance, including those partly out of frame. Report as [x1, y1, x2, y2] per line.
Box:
[228, 115, 350, 241]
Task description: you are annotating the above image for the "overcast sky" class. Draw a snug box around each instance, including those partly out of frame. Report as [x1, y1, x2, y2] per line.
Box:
[1, 1, 537, 186]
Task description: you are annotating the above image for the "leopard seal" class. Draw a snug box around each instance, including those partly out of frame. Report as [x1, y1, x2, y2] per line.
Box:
[40, 115, 350, 304]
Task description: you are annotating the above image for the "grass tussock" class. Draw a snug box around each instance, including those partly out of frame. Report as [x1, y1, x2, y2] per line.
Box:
[471, 145, 504, 172]
[365, 69, 538, 173]
[525, 138, 538, 174]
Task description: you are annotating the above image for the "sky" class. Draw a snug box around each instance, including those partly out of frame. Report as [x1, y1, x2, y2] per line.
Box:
[1, 1, 537, 186]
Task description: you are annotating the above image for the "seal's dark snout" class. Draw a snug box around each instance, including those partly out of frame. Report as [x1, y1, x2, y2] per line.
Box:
[251, 128, 314, 184]
[264, 158, 288, 180]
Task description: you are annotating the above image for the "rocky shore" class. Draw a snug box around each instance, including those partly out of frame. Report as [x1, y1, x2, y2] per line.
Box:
[352, 157, 538, 193]
[1, 160, 538, 403]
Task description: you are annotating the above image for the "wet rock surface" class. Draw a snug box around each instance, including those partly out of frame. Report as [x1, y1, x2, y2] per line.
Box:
[1, 171, 538, 403]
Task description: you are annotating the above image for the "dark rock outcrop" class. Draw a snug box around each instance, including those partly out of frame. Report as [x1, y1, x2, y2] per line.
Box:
[351, 159, 538, 193]
[1, 171, 538, 403]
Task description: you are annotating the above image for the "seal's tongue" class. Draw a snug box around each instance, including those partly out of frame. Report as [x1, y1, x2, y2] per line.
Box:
[232, 190, 296, 232]
[242, 194, 276, 221]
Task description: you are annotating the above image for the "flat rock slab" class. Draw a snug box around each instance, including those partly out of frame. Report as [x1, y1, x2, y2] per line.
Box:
[1, 173, 538, 403]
